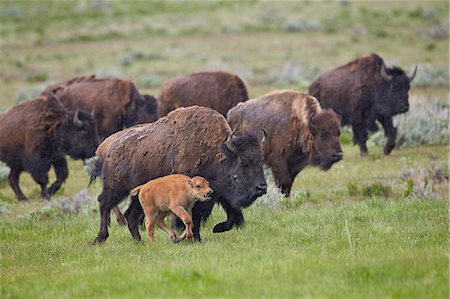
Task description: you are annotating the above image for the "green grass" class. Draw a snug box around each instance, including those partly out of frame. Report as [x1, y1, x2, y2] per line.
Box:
[0, 145, 448, 298]
[0, 1, 448, 298]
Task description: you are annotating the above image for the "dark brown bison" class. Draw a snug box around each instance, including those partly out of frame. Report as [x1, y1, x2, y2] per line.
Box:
[43, 75, 158, 140]
[227, 90, 343, 197]
[309, 53, 417, 156]
[91, 106, 267, 243]
[157, 71, 249, 117]
[0, 93, 99, 201]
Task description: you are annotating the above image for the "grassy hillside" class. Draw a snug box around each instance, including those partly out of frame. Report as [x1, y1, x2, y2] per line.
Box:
[0, 1, 448, 298]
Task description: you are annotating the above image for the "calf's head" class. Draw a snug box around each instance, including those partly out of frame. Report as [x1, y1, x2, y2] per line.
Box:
[191, 176, 214, 202]
[309, 109, 343, 170]
[215, 131, 267, 209]
[56, 109, 99, 159]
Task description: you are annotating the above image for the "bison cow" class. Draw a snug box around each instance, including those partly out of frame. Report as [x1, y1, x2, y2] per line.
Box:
[91, 106, 267, 243]
[227, 90, 343, 197]
[0, 93, 99, 201]
[43, 75, 158, 140]
[309, 53, 417, 156]
[157, 71, 249, 117]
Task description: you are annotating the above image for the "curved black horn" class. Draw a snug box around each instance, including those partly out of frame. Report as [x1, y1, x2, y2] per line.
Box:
[261, 128, 267, 144]
[380, 64, 392, 81]
[225, 129, 238, 154]
[409, 65, 418, 82]
[73, 109, 83, 127]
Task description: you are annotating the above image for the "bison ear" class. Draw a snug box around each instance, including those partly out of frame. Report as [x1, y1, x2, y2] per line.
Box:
[216, 153, 227, 163]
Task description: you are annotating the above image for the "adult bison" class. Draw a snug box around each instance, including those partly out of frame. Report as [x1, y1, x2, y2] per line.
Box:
[227, 90, 343, 197]
[43, 75, 158, 140]
[91, 106, 267, 243]
[308, 53, 417, 156]
[157, 71, 249, 117]
[0, 93, 99, 201]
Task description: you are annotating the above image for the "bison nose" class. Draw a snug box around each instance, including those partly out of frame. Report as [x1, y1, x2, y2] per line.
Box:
[206, 191, 214, 198]
[255, 183, 267, 196]
[333, 151, 343, 161]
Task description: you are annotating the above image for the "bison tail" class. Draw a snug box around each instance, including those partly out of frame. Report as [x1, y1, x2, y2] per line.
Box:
[130, 185, 143, 197]
[88, 157, 103, 187]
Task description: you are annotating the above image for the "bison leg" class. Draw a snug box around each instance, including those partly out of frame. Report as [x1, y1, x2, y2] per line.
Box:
[112, 206, 126, 226]
[124, 196, 144, 243]
[29, 169, 50, 200]
[145, 212, 158, 243]
[378, 115, 397, 155]
[155, 212, 178, 242]
[48, 157, 68, 196]
[8, 169, 28, 201]
[213, 200, 244, 233]
[351, 120, 369, 156]
[191, 200, 215, 242]
[93, 192, 112, 244]
[171, 206, 193, 242]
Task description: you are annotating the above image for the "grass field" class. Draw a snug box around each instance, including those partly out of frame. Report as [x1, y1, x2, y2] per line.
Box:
[0, 1, 448, 298]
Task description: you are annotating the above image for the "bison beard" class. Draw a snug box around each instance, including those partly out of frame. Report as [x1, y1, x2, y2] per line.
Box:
[309, 53, 417, 156]
[92, 106, 267, 243]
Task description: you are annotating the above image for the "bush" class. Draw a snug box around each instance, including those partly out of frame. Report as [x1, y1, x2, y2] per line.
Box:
[412, 64, 448, 87]
[400, 164, 447, 199]
[368, 101, 449, 148]
[0, 162, 10, 183]
[362, 182, 392, 198]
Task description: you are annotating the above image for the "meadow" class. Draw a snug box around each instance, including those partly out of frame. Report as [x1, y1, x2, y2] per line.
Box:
[0, 1, 448, 298]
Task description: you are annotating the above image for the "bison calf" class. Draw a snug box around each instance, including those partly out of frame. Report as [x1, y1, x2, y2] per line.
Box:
[130, 174, 213, 243]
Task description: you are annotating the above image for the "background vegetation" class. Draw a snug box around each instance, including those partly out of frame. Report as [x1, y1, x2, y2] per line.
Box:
[0, 1, 448, 298]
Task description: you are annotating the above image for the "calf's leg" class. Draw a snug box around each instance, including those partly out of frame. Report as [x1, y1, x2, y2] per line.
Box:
[112, 206, 126, 226]
[171, 206, 193, 242]
[155, 212, 178, 242]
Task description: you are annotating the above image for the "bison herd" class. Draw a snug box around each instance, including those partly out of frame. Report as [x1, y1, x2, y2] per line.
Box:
[0, 53, 416, 244]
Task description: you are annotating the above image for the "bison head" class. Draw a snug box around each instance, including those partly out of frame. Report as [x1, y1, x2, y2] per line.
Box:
[379, 64, 417, 115]
[56, 109, 99, 159]
[215, 131, 267, 209]
[309, 109, 343, 170]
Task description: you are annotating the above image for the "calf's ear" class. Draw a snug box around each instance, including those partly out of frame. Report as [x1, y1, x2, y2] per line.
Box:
[216, 153, 227, 163]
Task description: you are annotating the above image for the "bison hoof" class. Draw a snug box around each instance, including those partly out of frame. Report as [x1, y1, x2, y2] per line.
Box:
[384, 146, 394, 156]
[92, 237, 106, 245]
[172, 236, 182, 244]
[360, 150, 369, 157]
[213, 222, 232, 233]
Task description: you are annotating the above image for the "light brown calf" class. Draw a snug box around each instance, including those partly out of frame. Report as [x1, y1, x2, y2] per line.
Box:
[130, 174, 213, 243]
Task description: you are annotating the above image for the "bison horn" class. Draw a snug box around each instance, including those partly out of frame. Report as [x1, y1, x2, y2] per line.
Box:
[409, 65, 418, 82]
[225, 129, 238, 154]
[73, 109, 83, 127]
[91, 107, 96, 118]
[261, 128, 267, 144]
[380, 64, 392, 81]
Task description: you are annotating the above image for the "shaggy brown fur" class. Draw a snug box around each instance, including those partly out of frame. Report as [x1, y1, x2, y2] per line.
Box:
[0, 94, 98, 201]
[309, 53, 417, 156]
[92, 106, 266, 243]
[227, 90, 343, 197]
[157, 71, 248, 117]
[130, 174, 213, 243]
[43, 75, 158, 140]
